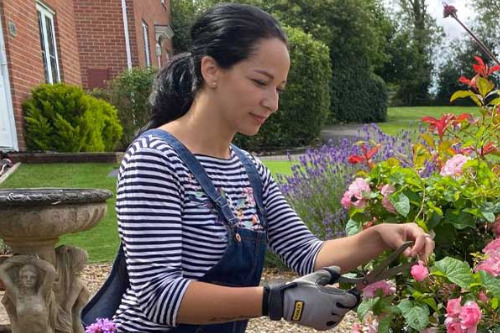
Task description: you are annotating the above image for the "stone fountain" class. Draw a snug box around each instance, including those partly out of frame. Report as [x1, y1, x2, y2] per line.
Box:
[0, 188, 112, 333]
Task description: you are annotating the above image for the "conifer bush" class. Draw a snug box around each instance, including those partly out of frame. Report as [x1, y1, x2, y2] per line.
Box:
[23, 84, 122, 152]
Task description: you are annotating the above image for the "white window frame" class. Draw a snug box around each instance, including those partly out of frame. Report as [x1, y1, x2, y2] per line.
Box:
[36, 2, 61, 83]
[142, 21, 151, 68]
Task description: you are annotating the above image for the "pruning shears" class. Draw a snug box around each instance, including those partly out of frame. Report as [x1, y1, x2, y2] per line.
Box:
[337, 241, 416, 292]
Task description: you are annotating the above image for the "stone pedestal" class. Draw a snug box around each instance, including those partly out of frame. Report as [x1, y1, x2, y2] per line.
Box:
[0, 189, 112, 333]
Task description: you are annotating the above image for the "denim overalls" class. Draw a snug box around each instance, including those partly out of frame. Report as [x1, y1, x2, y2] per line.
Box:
[82, 129, 268, 333]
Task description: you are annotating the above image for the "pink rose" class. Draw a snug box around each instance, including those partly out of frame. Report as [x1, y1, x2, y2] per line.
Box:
[341, 178, 371, 209]
[459, 301, 481, 331]
[362, 280, 396, 298]
[444, 317, 463, 333]
[478, 291, 488, 304]
[440, 154, 469, 177]
[411, 260, 430, 282]
[446, 297, 462, 317]
[380, 184, 396, 214]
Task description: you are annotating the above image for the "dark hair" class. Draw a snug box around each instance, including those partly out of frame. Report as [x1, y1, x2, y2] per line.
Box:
[147, 3, 287, 129]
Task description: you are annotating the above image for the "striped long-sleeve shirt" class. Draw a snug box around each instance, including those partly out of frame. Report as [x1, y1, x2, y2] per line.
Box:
[113, 135, 324, 332]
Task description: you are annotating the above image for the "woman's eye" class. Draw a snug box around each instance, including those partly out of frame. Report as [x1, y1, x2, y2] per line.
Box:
[253, 79, 267, 87]
[277, 88, 285, 95]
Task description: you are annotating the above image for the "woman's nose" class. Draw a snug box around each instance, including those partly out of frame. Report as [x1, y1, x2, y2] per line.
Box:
[262, 89, 279, 113]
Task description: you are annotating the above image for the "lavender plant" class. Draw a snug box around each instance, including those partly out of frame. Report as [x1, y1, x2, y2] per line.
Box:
[276, 124, 421, 240]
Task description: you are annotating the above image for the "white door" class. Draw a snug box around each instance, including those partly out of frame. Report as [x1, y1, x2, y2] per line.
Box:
[0, 15, 17, 151]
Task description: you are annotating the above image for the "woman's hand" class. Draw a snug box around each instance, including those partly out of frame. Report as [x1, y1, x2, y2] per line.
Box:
[373, 223, 435, 262]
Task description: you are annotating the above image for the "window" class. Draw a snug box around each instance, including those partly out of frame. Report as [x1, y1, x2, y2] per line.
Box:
[37, 3, 60, 83]
[142, 21, 151, 68]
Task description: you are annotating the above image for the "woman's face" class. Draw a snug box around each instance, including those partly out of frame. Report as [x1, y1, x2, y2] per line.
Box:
[19, 265, 37, 289]
[213, 38, 290, 136]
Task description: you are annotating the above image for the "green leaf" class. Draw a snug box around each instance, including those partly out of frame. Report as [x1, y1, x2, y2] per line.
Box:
[397, 299, 429, 331]
[389, 192, 410, 217]
[377, 313, 393, 333]
[357, 297, 380, 320]
[482, 211, 496, 223]
[445, 211, 475, 230]
[434, 257, 474, 289]
[346, 218, 362, 236]
[477, 76, 495, 97]
[450, 90, 482, 106]
[480, 271, 500, 299]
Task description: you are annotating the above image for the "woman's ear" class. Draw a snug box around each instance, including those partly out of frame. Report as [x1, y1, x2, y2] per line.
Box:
[200, 56, 220, 88]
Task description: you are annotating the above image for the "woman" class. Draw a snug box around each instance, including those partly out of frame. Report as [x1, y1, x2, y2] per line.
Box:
[112, 3, 434, 332]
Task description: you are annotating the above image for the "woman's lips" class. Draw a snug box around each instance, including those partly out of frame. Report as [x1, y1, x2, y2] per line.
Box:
[251, 114, 267, 125]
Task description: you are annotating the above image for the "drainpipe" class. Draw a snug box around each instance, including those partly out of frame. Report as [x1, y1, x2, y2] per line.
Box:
[121, 0, 132, 69]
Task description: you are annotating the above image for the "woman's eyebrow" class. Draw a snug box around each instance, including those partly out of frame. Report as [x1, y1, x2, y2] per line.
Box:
[253, 69, 287, 84]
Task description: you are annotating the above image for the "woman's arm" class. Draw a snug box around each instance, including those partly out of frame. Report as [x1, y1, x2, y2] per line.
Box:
[0, 259, 18, 297]
[35, 258, 56, 298]
[314, 223, 434, 272]
[177, 282, 263, 324]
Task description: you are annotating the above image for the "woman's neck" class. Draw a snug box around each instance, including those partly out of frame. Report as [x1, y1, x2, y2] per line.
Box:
[159, 95, 234, 159]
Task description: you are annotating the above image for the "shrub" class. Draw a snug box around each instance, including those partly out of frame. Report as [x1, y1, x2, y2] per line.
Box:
[23, 83, 122, 152]
[234, 26, 332, 151]
[330, 56, 388, 123]
[275, 124, 419, 241]
[94, 67, 157, 149]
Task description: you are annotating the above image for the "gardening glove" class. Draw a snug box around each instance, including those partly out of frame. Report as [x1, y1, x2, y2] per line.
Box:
[263, 266, 360, 331]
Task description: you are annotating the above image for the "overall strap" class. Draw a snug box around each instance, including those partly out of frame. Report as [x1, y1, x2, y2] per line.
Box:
[231, 144, 268, 228]
[144, 129, 239, 229]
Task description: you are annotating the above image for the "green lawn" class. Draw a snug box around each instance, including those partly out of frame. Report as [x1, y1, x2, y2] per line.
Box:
[0, 161, 294, 262]
[377, 106, 477, 135]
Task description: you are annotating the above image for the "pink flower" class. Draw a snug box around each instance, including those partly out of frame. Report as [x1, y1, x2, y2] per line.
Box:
[446, 297, 462, 317]
[445, 317, 463, 333]
[351, 323, 363, 333]
[478, 291, 488, 304]
[476, 239, 500, 276]
[459, 301, 481, 331]
[362, 280, 396, 298]
[440, 154, 469, 177]
[341, 178, 371, 209]
[380, 184, 396, 214]
[411, 260, 429, 282]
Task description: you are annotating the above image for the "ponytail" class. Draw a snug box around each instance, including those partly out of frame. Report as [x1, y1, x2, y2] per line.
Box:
[147, 53, 197, 129]
[145, 4, 286, 130]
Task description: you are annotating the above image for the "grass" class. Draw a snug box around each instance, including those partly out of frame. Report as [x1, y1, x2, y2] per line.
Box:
[377, 106, 477, 135]
[0, 161, 294, 262]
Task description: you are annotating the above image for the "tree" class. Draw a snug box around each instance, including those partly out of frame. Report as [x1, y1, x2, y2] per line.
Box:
[469, 0, 500, 49]
[387, 0, 443, 105]
[170, 0, 197, 53]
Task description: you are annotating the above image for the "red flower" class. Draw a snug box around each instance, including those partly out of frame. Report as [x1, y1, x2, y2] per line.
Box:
[473, 56, 500, 78]
[458, 75, 477, 89]
[421, 114, 456, 139]
[443, 4, 457, 18]
[481, 142, 497, 156]
[348, 144, 380, 168]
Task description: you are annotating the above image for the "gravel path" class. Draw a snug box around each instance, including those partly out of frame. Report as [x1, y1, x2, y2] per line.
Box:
[82, 264, 356, 333]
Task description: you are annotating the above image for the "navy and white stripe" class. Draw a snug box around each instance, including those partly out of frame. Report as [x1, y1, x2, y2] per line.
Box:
[113, 134, 324, 332]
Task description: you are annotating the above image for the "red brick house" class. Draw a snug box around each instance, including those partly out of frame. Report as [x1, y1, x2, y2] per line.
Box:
[0, 0, 173, 152]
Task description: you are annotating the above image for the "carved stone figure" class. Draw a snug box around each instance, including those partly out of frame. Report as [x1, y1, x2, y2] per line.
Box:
[0, 255, 57, 333]
[54, 245, 90, 333]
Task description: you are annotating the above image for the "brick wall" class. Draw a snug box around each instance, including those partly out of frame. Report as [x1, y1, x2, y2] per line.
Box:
[131, 0, 172, 69]
[73, 0, 129, 89]
[0, 0, 81, 151]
